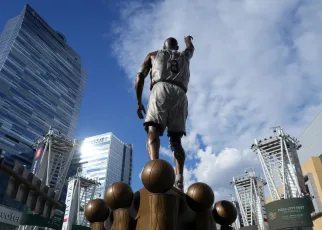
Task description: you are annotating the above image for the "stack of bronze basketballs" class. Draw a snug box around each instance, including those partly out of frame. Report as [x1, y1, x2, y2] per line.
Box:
[85, 159, 237, 230]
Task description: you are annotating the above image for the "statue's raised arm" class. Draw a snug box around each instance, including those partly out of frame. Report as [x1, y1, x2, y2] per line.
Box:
[182, 35, 194, 59]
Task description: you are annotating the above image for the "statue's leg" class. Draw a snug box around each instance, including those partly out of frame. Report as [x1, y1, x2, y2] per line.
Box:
[169, 134, 185, 192]
[167, 87, 188, 192]
[144, 85, 166, 161]
[146, 125, 162, 160]
[167, 89, 188, 192]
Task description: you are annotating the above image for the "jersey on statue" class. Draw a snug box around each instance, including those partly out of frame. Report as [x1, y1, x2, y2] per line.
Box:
[135, 36, 194, 192]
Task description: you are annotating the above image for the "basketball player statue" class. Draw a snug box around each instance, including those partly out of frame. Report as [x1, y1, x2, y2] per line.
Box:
[135, 36, 194, 192]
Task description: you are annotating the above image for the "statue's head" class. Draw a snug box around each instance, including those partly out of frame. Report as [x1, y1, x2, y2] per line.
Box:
[163, 37, 179, 51]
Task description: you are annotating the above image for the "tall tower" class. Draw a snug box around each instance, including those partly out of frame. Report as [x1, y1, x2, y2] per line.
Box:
[62, 168, 100, 230]
[231, 196, 242, 230]
[251, 126, 307, 201]
[231, 169, 268, 230]
[75, 133, 133, 199]
[18, 128, 77, 230]
[30, 128, 77, 200]
[0, 4, 87, 209]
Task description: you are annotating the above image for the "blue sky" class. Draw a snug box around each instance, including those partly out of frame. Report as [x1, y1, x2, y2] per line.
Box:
[1, 0, 322, 200]
[0, 0, 156, 192]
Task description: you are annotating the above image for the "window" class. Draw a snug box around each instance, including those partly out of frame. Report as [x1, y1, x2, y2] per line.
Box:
[5, 134, 19, 143]
[87, 168, 100, 173]
[304, 174, 321, 214]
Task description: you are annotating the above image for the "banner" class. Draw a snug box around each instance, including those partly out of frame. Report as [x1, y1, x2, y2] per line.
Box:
[266, 197, 313, 230]
[31, 140, 46, 174]
[62, 179, 76, 230]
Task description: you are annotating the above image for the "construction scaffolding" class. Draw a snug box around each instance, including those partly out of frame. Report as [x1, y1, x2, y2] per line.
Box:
[231, 196, 242, 230]
[62, 167, 100, 230]
[18, 127, 77, 230]
[251, 126, 308, 201]
[231, 169, 268, 230]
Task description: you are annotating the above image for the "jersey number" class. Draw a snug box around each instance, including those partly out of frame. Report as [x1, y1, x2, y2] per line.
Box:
[170, 60, 179, 74]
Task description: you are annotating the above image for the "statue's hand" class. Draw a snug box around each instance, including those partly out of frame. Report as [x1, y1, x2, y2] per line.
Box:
[137, 103, 146, 119]
[184, 35, 193, 41]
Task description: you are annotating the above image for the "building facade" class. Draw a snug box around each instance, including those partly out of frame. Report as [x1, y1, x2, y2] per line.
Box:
[73, 133, 132, 199]
[302, 155, 322, 230]
[298, 110, 322, 164]
[0, 4, 87, 211]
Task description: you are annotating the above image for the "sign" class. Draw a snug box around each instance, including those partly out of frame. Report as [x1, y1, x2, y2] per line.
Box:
[31, 141, 46, 174]
[62, 179, 76, 230]
[240, 226, 258, 230]
[266, 197, 313, 230]
[72, 225, 90, 230]
[20, 207, 65, 229]
[85, 137, 110, 145]
[83, 134, 111, 145]
[0, 205, 22, 226]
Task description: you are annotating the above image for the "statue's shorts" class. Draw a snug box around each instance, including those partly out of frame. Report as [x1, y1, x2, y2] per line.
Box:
[144, 82, 188, 137]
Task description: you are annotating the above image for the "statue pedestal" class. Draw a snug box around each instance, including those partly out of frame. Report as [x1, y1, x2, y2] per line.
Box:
[87, 163, 236, 230]
[149, 193, 179, 230]
[105, 187, 217, 230]
[91, 222, 106, 230]
[111, 208, 130, 230]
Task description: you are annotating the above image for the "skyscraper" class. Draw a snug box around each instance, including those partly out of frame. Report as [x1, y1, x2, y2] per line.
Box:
[0, 4, 87, 210]
[73, 133, 133, 199]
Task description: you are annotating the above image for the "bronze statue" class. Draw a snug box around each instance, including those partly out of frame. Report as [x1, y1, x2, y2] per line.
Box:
[135, 36, 194, 192]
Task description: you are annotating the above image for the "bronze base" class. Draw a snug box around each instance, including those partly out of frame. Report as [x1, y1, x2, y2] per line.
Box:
[105, 187, 217, 230]
[91, 222, 106, 230]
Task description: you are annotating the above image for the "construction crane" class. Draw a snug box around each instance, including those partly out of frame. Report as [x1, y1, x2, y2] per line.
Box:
[18, 127, 77, 230]
[62, 167, 100, 230]
[251, 126, 307, 201]
[231, 169, 268, 230]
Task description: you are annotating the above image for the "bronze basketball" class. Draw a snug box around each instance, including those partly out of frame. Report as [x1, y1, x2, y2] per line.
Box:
[84, 199, 109, 223]
[105, 181, 133, 210]
[141, 159, 175, 193]
[186, 182, 215, 212]
[212, 200, 237, 226]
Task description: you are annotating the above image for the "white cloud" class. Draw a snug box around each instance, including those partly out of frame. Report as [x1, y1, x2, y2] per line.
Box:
[160, 146, 172, 158]
[183, 165, 195, 192]
[113, 0, 322, 200]
[193, 147, 260, 188]
[138, 167, 143, 180]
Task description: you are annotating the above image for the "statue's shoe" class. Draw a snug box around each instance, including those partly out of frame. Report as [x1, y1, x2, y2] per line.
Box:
[174, 180, 184, 193]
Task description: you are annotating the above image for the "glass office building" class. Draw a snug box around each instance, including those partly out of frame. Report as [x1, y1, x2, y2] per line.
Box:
[73, 133, 133, 199]
[0, 4, 87, 209]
